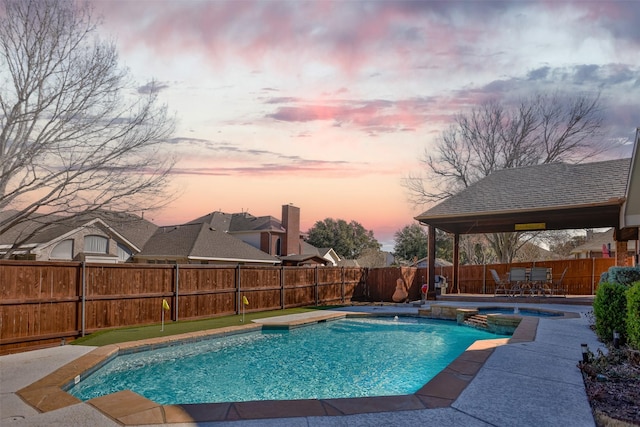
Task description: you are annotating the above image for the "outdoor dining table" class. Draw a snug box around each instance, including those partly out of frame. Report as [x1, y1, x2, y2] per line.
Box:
[507, 267, 553, 296]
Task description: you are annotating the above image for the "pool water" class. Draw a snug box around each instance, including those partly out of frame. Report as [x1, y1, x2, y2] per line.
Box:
[478, 307, 562, 317]
[69, 317, 507, 405]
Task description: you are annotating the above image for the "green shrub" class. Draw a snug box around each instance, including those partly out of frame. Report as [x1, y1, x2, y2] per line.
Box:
[626, 281, 640, 350]
[606, 266, 640, 286]
[593, 281, 628, 343]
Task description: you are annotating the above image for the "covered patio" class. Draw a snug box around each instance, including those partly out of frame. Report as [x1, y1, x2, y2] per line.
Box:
[415, 133, 640, 297]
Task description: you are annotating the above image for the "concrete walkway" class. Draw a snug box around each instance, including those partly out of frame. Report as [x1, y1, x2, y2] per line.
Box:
[1, 301, 603, 427]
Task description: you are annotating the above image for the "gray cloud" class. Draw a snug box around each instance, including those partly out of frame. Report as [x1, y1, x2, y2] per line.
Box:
[137, 81, 170, 94]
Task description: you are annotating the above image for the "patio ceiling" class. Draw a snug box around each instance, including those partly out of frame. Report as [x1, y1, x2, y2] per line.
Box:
[418, 201, 625, 236]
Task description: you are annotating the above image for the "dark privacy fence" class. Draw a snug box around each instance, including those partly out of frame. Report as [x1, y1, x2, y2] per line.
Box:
[1, 258, 616, 354]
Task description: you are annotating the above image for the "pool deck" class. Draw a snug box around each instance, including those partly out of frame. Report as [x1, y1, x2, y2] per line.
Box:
[1, 299, 603, 427]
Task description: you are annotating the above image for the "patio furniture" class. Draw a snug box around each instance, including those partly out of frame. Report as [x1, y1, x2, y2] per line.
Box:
[508, 267, 527, 296]
[551, 267, 569, 296]
[491, 269, 510, 297]
[529, 267, 552, 296]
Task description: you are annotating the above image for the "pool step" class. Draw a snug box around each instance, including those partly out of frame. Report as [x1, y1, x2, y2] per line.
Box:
[464, 314, 488, 330]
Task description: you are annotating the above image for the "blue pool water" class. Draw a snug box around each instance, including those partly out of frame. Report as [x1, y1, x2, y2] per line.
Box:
[69, 317, 507, 405]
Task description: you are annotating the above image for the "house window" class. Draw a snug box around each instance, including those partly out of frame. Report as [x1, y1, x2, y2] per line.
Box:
[117, 243, 132, 262]
[84, 235, 108, 253]
[275, 237, 281, 256]
[51, 239, 74, 259]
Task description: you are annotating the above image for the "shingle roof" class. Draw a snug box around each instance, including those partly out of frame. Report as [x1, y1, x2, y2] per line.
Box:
[139, 223, 280, 263]
[187, 211, 285, 233]
[0, 210, 156, 251]
[418, 158, 631, 219]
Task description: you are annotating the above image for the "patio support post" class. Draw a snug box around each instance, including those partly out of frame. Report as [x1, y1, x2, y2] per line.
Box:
[453, 233, 460, 293]
[427, 225, 436, 298]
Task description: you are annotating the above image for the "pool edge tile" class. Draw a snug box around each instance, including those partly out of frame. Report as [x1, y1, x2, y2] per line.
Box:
[16, 306, 557, 424]
[322, 395, 426, 415]
[164, 403, 232, 423]
[232, 399, 329, 419]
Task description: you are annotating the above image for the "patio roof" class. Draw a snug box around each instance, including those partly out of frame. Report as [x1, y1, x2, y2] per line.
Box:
[415, 158, 632, 236]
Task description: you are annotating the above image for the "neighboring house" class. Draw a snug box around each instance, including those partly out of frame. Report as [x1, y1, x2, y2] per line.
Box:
[187, 204, 302, 257]
[412, 257, 453, 268]
[134, 222, 281, 265]
[570, 228, 637, 259]
[0, 210, 157, 263]
[1, 204, 340, 266]
[301, 241, 341, 266]
[357, 248, 396, 268]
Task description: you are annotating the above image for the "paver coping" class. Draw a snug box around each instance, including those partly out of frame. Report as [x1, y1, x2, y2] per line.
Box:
[16, 305, 575, 425]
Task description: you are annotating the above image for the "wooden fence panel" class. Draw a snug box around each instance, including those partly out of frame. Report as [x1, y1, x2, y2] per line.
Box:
[177, 266, 236, 319]
[241, 267, 282, 311]
[83, 264, 174, 331]
[283, 267, 316, 308]
[0, 261, 80, 352]
[316, 267, 343, 305]
[342, 267, 364, 303]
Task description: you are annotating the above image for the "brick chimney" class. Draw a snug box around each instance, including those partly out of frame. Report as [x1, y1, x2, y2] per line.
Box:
[281, 204, 300, 255]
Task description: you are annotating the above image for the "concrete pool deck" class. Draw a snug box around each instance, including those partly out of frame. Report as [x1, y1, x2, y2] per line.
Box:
[1, 300, 604, 426]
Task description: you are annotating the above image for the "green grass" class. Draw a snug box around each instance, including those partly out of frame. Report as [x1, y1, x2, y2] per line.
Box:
[71, 307, 342, 347]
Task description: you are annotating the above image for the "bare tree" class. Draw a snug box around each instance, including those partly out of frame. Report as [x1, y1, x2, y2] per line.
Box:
[404, 92, 606, 263]
[0, 0, 175, 256]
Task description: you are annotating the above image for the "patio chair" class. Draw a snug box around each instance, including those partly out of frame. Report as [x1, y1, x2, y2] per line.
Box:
[491, 269, 510, 297]
[529, 267, 551, 296]
[551, 267, 569, 296]
[508, 267, 527, 296]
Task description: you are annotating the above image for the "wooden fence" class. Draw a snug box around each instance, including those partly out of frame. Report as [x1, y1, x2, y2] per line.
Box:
[0, 261, 364, 354]
[0, 258, 627, 354]
[430, 258, 621, 295]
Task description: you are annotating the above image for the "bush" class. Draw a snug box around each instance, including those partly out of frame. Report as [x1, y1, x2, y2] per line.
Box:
[606, 266, 640, 287]
[626, 282, 640, 350]
[593, 282, 628, 344]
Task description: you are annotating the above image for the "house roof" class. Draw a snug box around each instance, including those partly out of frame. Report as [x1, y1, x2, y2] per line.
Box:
[188, 211, 285, 234]
[415, 158, 631, 235]
[139, 223, 281, 264]
[0, 210, 157, 252]
[279, 254, 328, 265]
[570, 228, 636, 254]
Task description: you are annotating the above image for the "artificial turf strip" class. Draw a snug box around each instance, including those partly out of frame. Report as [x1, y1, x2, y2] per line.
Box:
[70, 307, 335, 347]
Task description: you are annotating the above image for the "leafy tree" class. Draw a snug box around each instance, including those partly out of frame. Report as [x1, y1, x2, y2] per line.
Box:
[306, 218, 380, 259]
[0, 0, 175, 257]
[393, 223, 456, 263]
[549, 232, 588, 258]
[393, 224, 427, 262]
[404, 92, 606, 263]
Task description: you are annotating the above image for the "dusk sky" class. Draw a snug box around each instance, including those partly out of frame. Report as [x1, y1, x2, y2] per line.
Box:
[92, 0, 639, 251]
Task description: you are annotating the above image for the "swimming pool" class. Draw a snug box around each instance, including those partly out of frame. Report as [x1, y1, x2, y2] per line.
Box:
[478, 307, 562, 317]
[68, 316, 507, 405]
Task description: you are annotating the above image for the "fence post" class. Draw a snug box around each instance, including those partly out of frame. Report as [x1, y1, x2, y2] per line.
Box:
[482, 264, 486, 295]
[81, 261, 86, 337]
[592, 258, 595, 295]
[236, 265, 241, 315]
[174, 264, 179, 321]
[280, 265, 285, 309]
[315, 265, 319, 306]
[341, 267, 345, 303]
